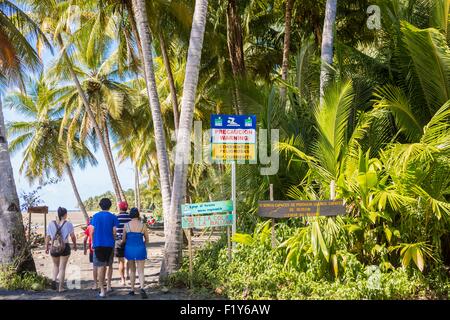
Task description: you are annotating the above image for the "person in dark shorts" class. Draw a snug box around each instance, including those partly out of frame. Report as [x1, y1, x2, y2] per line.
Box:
[83, 217, 98, 290]
[115, 201, 131, 285]
[45, 207, 77, 292]
[90, 198, 119, 298]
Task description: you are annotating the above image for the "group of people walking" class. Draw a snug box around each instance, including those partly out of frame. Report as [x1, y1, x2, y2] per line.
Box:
[44, 198, 149, 299]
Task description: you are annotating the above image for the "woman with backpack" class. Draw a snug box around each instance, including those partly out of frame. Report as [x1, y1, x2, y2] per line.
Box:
[45, 207, 77, 292]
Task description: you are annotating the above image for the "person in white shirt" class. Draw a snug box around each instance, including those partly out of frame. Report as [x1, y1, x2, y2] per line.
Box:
[44, 207, 77, 292]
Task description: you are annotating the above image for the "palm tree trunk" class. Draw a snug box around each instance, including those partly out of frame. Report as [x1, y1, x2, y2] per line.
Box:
[131, 0, 172, 233]
[227, 0, 245, 77]
[227, 0, 245, 114]
[160, 0, 209, 280]
[280, 0, 294, 101]
[134, 166, 141, 211]
[0, 96, 36, 273]
[319, 0, 337, 101]
[56, 35, 125, 202]
[65, 164, 89, 224]
[103, 125, 126, 202]
[125, 0, 144, 61]
[159, 33, 180, 132]
[146, 159, 161, 190]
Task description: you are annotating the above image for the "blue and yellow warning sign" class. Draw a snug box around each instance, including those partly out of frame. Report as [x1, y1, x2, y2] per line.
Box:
[210, 114, 256, 161]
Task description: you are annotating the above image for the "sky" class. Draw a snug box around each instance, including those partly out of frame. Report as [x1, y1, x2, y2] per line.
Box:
[2, 41, 135, 211]
[4, 106, 135, 211]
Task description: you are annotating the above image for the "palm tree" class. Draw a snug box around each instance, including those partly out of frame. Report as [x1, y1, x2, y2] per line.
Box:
[226, 0, 245, 78]
[0, 0, 50, 84]
[23, 0, 128, 202]
[0, 95, 36, 272]
[131, 0, 173, 239]
[47, 35, 138, 204]
[93, 0, 183, 133]
[0, 0, 50, 273]
[280, 0, 294, 101]
[226, 0, 246, 114]
[145, 0, 188, 132]
[319, 0, 337, 100]
[5, 77, 97, 223]
[370, 6, 450, 141]
[161, 0, 209, 280]
[115, 92, 155, 210]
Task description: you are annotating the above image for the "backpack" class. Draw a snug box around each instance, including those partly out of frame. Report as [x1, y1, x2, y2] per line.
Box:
[50, 220, 67, 255]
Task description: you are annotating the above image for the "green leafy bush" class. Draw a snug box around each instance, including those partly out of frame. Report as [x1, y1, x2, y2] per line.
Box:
[0, 267, 50, 291]
[170, 228, 450, 300]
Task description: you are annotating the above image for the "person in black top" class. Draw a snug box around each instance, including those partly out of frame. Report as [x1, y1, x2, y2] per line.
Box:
[116, 201, 132, 285]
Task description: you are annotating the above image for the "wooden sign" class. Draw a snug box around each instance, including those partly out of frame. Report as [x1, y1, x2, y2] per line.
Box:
[258, 200, 345, 218]
[27, 206, 49, 214]
[181, 200, 233, 216]
[182, 213, 234, 229]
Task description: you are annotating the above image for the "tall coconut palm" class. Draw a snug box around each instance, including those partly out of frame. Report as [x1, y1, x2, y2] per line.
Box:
[48, 37, 135, 204]
[0, 0, 50, 84]
[0, 0, 51, 273]
[114, 89, 155, 210]
[131, 0, 173, 237]
[226, 0, 245, 78]
[145, 0, 189, 132]
[0, 95, 36, 272]
[280, 0, 294, 101]
[5, 77, 96, 223]
[23, 0, 128, 202]
[319, 0, 337, 100]
[161, 0, 209, 280]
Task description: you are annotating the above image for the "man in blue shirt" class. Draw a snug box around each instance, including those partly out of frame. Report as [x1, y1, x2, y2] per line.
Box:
[90, 198, 119, 298]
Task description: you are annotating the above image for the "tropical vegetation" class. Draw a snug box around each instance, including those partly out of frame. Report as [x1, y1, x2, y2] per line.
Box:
[0, 0, 449, 298]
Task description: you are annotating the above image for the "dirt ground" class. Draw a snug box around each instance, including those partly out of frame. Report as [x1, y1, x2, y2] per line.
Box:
[0, 211, 221, 300]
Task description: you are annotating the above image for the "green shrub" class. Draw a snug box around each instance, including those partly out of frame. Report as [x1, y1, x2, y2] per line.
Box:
[170, 231, 450, 300]
[0, 266, 50, 291]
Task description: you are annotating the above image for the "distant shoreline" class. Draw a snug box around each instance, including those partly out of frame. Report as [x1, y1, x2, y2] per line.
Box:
[21, 210, 89, 214]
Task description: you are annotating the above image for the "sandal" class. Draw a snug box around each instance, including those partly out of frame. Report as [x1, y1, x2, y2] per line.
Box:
[51, 281, 57, 290]
[128, 290, 135, 296]
[140, 289, 148, 299]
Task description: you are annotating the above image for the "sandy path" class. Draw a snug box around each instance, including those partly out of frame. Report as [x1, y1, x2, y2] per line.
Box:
[0, 214, 222, 300]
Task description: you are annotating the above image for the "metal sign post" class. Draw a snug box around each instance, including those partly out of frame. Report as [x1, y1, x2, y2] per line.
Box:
[227, 225, 232, 262]
[231, 161, 237, 249]
[210, 114, 257, 253]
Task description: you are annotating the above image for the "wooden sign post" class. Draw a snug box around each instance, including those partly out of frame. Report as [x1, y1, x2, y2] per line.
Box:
[186, 229, 193, 288]
[270, 184, 275, 248]
[27, 206, 49, 240]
